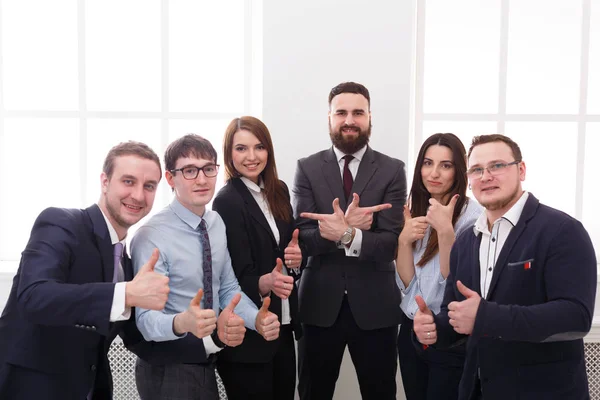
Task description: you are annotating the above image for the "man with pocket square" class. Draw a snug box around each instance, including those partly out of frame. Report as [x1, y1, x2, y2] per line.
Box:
[413, 134, 596, 400]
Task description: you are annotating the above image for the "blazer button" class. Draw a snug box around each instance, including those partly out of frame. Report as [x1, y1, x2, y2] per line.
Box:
[91, 365, 96, 372]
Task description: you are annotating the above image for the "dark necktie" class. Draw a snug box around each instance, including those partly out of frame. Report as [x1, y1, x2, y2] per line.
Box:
[342, 155, 354, 201]
[198, 219, 213, 310]
[112, 242, 124, 283]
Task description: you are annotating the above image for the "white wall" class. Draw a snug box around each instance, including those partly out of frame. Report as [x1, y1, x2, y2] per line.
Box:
[262, 1, 416, 398]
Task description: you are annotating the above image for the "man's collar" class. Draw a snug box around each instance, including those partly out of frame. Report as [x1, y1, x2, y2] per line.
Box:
[473, 191, 529, 235]
[332, 145, 368, 163]
[98, 206, 125, 245]
[170, 197, 208, 230]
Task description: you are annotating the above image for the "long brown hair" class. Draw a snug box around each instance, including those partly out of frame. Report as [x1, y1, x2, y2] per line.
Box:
[223, 116, 292, 222]
[410, 133, 468, 266]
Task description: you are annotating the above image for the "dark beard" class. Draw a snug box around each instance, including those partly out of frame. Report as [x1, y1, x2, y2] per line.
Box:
[480, 186, 520, 211]
[329, 123, 371, 154]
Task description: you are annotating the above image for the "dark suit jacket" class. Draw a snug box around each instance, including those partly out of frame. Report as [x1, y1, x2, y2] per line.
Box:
[212, 177, 301, 363]
[434, 194, 596, 400]
[0, 204, 143, 400]
[292, 146, 406, 330]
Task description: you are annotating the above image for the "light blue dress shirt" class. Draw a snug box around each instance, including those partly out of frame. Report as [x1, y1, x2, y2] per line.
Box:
[396, 199, 483, 318]
[131, 197, 259, 342]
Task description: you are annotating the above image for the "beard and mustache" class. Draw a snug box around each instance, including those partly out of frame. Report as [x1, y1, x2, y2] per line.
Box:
[329, 122, 372, 154]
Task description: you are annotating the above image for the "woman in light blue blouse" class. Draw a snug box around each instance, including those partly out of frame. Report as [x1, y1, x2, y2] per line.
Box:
[396, 133, 482, 400]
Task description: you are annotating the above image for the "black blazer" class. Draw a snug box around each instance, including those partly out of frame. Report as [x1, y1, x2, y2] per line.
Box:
[435, 194, 596, 400]
[212, 177, 301, 363]
[292, 146, 407, 330]
[0, 205, 143, 400]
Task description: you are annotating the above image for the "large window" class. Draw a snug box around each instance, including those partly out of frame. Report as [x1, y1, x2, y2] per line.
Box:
[0, 0, 262, 272]
[414, 0, 600, 260]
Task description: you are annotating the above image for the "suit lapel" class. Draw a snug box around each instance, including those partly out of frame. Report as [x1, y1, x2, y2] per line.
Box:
[471, 233, 483, 295]
[231, 178, 277, 245]
[351, 147, 377, 200]
[322, 148, 347, 209]
[87, 204, 114, 283]
[486, 195, 539, 299]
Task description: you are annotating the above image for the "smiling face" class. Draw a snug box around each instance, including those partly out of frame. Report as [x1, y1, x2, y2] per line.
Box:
[421, 144, 456, 202]
[231, 129, 268, 184]
[166, 156, 217, 216]
[328, 92, 371, 154]
[99, 155, 161, 239]
[468, 141, 526, 221]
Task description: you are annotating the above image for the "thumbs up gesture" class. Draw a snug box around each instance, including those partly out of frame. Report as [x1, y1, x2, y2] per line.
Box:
[173, 289, 217, 338]
[283, 229, 302, 271]
[126, 248, 170, 310]
[255, 296, 280, 341]
[269, 258, 295, 300]
[216, 293, 247, 347]
[345, 193, 392, 230]
[448, 280, 481, 335]
[413, 295, 437, 345]
[300, 198, 351, 242]
[426, 194, 459, 237]
[398, 205, 429, 246]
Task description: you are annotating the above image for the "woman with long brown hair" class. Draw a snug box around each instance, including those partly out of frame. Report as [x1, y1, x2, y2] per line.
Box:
[212, 116, 301, 400]
[396, 133, 482, 400]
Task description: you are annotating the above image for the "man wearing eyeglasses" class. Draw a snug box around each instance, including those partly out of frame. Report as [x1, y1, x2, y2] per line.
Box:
[413, 134, 596, 400]
[130, 134, 281, 400]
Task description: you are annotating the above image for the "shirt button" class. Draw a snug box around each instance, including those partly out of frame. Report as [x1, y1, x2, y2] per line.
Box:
[491, 237, 496, 242]
[488, 268, 492, 271]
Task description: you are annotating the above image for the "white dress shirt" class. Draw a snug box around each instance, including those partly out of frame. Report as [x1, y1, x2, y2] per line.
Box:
[474, 192, 529, 298]
[240, 177, 291, 325]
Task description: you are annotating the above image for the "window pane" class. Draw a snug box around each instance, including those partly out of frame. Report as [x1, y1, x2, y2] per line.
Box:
[169, 0, 245, 113]
[583, 123, 600, 259]
[504, 122, 577, 216]
[422, 121, 499, 155]
[1, 0, 78, 110]
[506, 0, 582, 114]
[587, 0, 600, 114]
[423, 0, 501, 113]
[0, 118, 80, 261]
[86, 0, 161, 111]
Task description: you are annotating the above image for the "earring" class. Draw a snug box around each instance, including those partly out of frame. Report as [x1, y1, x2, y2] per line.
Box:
[468, 184, 472, 190]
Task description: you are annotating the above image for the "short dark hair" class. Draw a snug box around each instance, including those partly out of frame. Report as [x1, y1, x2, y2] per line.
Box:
[468, 134, 522, 161]
[103, 141, 161, 179]
[328, 82, 370, 107]
[164, 134, 218, 172]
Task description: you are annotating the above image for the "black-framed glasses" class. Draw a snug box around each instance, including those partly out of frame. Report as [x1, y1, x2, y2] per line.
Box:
[170, 164, 220, 180]
[466, 160, 520, 179]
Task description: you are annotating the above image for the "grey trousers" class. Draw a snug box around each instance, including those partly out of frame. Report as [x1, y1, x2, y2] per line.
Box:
[135, 358, 219, 400]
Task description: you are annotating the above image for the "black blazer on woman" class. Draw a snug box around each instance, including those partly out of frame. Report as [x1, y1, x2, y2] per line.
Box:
[212, 177, 301, 363]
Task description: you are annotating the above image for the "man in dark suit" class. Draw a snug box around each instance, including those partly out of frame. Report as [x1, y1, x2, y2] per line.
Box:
[414, 134, 597, 400]
[293, 82, 407, 399]
[0, 141, 171, 400]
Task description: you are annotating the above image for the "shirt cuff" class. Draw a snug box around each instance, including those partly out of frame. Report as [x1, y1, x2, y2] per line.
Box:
[110, 282, 130, 322]
[203, 335, 223, 355]
[344, 228, 362, 257]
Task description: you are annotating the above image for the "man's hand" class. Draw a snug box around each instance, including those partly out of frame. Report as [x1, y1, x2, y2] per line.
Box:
[448, 281, 481, 335]
[269, 258, 294, 300]
[413, 295, 437, 346]
[300, 198, 349, 242]
[173, 289, 217, 338]
[126, 248, 170, 310]
[426, 195, 458, 237]
[345, 193, 392, 230]
[283, 229, 302, 270]
[217, 293, 246, 347]
[398, 206, 428, 246]
[255, 297, 280, 341]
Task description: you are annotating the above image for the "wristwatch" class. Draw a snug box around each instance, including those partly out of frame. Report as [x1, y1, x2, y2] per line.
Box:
[339, 226, 354, 246]
[211, 330, 226, 349]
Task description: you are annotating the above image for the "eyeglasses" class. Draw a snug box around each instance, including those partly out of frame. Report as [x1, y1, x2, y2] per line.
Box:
[466, 160, 520, 179]
[170, 164, 220, 180]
